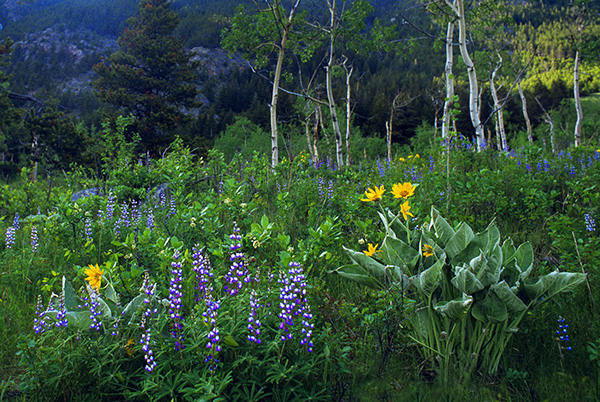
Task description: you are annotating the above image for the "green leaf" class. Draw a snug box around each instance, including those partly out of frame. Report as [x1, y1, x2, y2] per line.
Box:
[380, 236, 420, 272]
[490, 281, 527, 314]
[543, 271, 586, 300]
[470, 251, 501, 288]
[222, 334, 239, 348]
[444, 221, 474, 259]
[343, 246, 387, 285]
[515, 242, 534, 280]
[434, 294, 474, 321]
[428, 207, 455, 247]
[451, 264, 484, 295]
[472, 290, 507, 323]
[411, 256, 444, 296]
[62, 276, 79, 311]
[331, 264, 384, 289]
[122, 292, 148, 324]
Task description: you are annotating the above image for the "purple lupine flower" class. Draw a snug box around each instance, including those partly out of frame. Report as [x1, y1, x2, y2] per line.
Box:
[85, 218, 93, 243]
[557, 316, 572, 351]
[169, 251, 184, 350]
[120, 201, 130, 228]
[147, 208, 155, 232]
[5, 226, 15, 249]
[33, 295, 48, 334]
[317, 177, 325, 200]
[131, 200, 141, 226]
[140, 271, 157, 372]
[377, 157, 385, 177]
[204, 295, 221, 365]
[429, 155, 435, 172]
[278, 261, 314, 352]
[327, 180, 334, 205]
[31, 226, 39, 252]
[55, 292, 68, 328]
[585, 214, 596, 232]
[13, 212, 20, 230]
[526, 163, 531, 173]
[89, 288, 103, 331]
[247, 289, 262, 344]
[192, 246, 213, 302]
[170, 198, 176, 217]
[159, 192, 167, 209]
[224, 222, 249, 296]
[106, 191, 116, 220]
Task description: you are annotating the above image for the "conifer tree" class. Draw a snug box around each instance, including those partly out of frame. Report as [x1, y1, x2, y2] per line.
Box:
[93, 0, 199, 151]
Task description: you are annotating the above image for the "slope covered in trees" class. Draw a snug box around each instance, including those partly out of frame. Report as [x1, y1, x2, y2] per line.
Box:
[0, 0, 597, 173]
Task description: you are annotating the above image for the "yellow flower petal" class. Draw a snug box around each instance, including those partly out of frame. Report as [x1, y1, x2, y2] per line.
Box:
[391, 182, 416, 199]
[361, 185, 385, 202]
[400, 200, 414, 220]
[84, 264, 104, 290]
[363, 243, 379, 256]
[422, 244, 434, 258]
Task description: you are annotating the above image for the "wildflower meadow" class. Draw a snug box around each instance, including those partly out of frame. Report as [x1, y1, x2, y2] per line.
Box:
[1, 132, 600, 401]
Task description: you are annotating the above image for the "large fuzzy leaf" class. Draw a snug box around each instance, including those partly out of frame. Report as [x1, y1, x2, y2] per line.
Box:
[515, 242, 534, 280]
[543, 271, 586, 300]
[332, 264, 384, 290]
[434, 294, 474, 321]
[122, 292, 149, 324]
[471, 251, 501, 288]
[380, 236, 420, 272]
[62, 276, 80, 311]
[523, 270, 559, 300]
[411, 256, 444, 296]
[343, 246, 388, 284]
[429, 207, 455, 247]
[445, 222, 475, 259]
[472, 290, 508, 323]
[491, 281, 527, 314]
[451, 264, 484, 295]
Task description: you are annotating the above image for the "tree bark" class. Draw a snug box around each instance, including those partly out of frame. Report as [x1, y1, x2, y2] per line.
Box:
[446, 0, 484, 150]
[573, 50, 582, 147]
[268, 0, 302, 168]
[344, 60, 354, 166]
[490, 56, 507, 151]
[517, 81, 532, 143]
[441, 20, 455, 140]
[325, 0, 344, 168]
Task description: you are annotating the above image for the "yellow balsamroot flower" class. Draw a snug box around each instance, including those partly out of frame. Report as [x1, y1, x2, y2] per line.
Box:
[363, 243, 379, 256]
[84, 264, 104, 290]
[391, 182, 416, 199]
[361, 185, 385, 202]
[422, 244, 434, 257]
[400, 200, 414, 220]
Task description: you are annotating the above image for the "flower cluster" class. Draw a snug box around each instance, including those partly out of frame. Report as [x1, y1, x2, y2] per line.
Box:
[278, 261, 314, 352]
[192, 246, 213, 302]
[33, 295, 49, 334]
[89, 288, 103, 331]
[247, 289, 262, 344]
[556, 316, 572, 351]
[224, 222, 249, 296]
[140, 271, 157, 372]
[31, 225, 39, 252]
[55, 292, 68, 328]
[5, 226, 15, 249]
[204, 295, 221, 365]
[169, 251, 184, 350]
[585, 213, 596, 232]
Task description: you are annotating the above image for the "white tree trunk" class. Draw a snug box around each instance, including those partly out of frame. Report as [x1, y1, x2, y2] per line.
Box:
[326, 0, 344, 168]
[517, 81, 532, 143]
[344, 61, 353, 166]
[574, 50, 583, 147]
[268, 0, 302, 168]
[441, 20, 455, 140]
[446, 0, 484, 150]
[490, 58, 507, 151]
